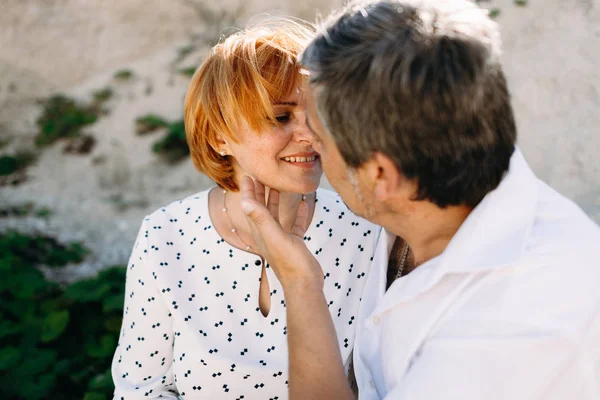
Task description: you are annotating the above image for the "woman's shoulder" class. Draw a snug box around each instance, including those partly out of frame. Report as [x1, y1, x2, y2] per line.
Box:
[143, 187, 212, 225]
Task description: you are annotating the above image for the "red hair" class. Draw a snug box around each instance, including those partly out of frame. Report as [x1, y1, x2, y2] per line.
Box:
[184, 19, 314, 191]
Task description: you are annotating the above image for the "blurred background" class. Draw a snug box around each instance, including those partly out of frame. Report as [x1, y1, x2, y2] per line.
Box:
[0, 0, 598, 398]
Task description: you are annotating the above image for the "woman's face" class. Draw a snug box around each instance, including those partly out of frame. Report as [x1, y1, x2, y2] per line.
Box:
[225, 89, 322, 194]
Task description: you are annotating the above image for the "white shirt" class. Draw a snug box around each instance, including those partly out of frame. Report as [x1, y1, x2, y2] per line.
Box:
[112, 188, 380, 399]
[354, 149, 600, 400]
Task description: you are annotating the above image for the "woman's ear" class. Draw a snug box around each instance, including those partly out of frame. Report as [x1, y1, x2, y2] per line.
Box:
[214, 135, 231, 156]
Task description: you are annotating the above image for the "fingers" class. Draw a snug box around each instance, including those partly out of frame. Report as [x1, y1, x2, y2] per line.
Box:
[241, 176, 286, 242]
[253, 179, 266, 206]
[241, 176, 256, 203]
[241, 176, 265, 221]
[290, 200, 309, 238]
[266, 189, 280, 220]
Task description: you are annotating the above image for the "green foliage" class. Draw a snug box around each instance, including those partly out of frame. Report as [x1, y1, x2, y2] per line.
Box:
[152, 119, 189, 163]
[514, 0, 527, 6]
[0, 202, 52, 218]
[0, 150, 36, 176]
[135, 113, 169, 135]
[0, 230, 87, 267]
[0, 154, 18, 175]
[113, 69, 133, 81]
[0, 202, 34, 217]
[0, 137, 11, 149]
[178, 44, 195, 57]
[35, 95, 98, 147]
[178, 66, 197, 77]
[173, 44, 196, 65]
[489, 8, 501, 18]
[0, 230, 126, 399]
[36, 207, 53, 218]
[92, 87, 113, 103]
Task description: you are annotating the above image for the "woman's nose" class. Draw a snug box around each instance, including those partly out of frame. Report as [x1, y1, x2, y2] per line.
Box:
[292, 117, 317, 145]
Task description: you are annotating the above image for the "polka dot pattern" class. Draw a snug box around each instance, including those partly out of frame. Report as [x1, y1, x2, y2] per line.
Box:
[112, 188, 381, 399]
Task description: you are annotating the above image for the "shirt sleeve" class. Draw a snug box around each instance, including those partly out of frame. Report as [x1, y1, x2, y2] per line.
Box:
[112, 218, 178, 399]
[383, 328, 599, 400]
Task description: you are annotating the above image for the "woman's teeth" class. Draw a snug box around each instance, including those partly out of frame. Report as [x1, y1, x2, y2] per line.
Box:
[282, 156, 317, 163]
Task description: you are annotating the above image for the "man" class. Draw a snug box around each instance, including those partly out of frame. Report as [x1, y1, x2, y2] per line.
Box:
[240, 0, 600, 398]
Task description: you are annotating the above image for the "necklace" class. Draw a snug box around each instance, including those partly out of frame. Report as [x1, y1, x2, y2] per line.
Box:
[222, 189, 253, 251]
[222, 189, 307, 252]
[394, 241, 410, 280]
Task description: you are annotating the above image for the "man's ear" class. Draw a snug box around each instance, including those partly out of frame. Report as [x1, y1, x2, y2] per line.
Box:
[365, 152, 402, 201]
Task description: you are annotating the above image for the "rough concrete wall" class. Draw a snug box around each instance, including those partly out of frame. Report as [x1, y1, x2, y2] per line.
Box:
[0, 0, 199, 87]
[491, 0, 600, 221]
[0, 0, 598, 224]
[0, 0, 338, 88]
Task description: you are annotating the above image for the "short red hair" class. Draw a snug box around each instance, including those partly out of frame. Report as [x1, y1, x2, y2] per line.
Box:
[184, 19, 314, 191]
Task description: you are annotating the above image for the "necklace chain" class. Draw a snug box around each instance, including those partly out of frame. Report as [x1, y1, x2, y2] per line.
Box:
[223, 190, 253, 251]
[394, 241, 410, 280]
[222, 189, 308, 252]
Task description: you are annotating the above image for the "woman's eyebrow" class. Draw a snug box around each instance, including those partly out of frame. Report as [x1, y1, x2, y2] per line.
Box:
[273, 102, 297, 106]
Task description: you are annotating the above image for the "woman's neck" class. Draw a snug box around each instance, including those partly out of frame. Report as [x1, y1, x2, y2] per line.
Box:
[210, 186, 316, 253]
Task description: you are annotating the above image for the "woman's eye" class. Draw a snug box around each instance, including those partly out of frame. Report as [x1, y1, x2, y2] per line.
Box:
[275, 113, 291, 123]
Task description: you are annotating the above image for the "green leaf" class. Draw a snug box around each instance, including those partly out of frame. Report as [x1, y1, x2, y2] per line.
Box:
[41, 310, 70, 342]
[19, 371, 56, 400]
[178, 66, 197, 76]
[16, 348, 57, 376]
[113, 69, 133, 80]
[35, 94, 99, 146]
[85, 334, 117, 358]
[83, 392, 107, 400]
[64, 279, 112, 302]
[97, 265, 126, 283]
[88, 369, 114, 391]
[0, 319, 23, 339]
[0, 155, 18, 176]
[9, 266, 51, 298]
[102, 293, 125, 313]
[103, 315, 124, 333]
[0, 346, 21, 370]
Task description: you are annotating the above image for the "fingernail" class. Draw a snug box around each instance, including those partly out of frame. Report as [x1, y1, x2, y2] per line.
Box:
[241, 200, 254, 214]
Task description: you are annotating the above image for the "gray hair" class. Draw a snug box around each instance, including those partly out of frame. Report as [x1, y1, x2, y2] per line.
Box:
[301, 0, 517, 208]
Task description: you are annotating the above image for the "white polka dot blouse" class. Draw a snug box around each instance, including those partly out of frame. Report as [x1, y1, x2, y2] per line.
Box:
[112, 188, 381, 399]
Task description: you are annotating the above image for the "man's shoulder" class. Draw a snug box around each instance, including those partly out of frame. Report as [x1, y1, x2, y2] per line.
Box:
[527, 179, 600, 263]
[457, 182, 600, 337]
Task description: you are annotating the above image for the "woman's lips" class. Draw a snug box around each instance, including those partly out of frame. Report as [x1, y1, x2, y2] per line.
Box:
[280, 154, 320, 169]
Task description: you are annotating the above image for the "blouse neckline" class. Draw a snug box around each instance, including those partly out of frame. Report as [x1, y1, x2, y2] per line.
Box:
[204, 187, 322, 258]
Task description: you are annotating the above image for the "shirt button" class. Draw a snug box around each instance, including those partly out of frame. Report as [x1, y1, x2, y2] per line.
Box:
[372, 316, 380, 325]
[369, 379, 375, 388]
[255, 259, 262, 266]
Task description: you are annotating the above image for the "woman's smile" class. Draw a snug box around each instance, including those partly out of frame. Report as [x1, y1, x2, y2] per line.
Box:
[280, 152, 320, 169]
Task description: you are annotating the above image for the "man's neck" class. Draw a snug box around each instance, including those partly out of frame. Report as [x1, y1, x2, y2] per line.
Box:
[387, 203, 473, 267]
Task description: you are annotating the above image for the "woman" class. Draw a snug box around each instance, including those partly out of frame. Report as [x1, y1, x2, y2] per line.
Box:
[112, 19, 380, 399]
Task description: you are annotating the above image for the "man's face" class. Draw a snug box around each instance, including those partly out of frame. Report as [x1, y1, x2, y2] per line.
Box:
[304, 85, 375, 219]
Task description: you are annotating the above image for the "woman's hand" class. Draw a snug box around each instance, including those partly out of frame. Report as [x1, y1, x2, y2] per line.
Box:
[240, 176, 324, 290]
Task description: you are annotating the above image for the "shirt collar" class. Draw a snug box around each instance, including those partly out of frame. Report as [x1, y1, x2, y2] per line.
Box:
[373, 148, 539, 312]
